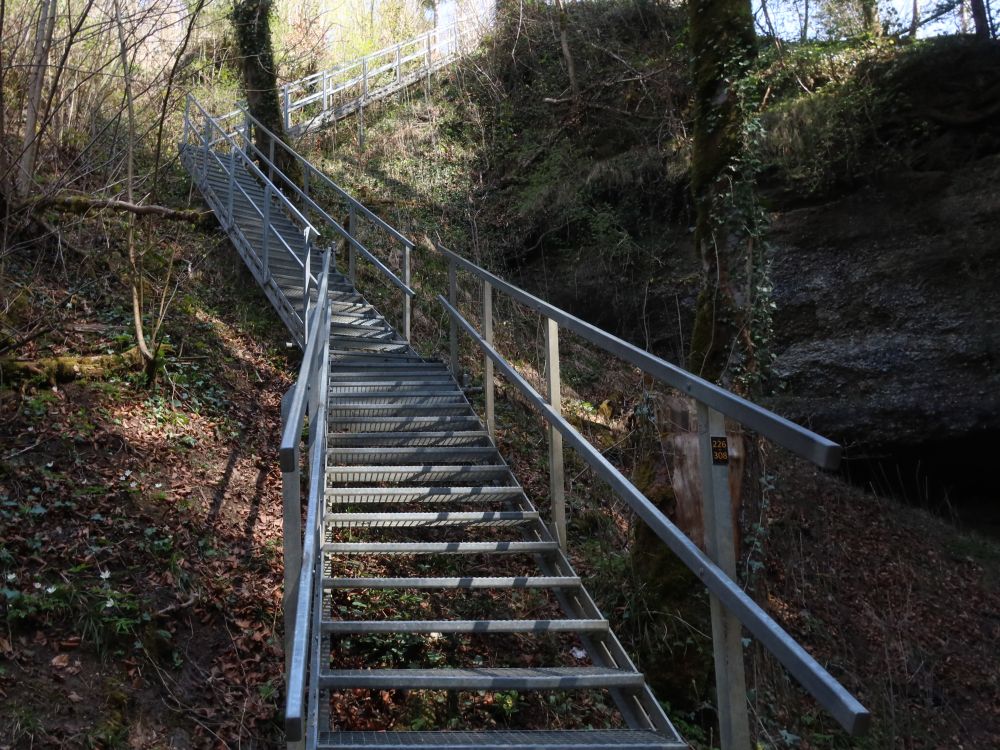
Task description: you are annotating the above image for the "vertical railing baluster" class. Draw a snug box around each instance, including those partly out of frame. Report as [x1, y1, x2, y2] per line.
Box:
[483, 280, 494, 438]
[182, 95, 191, 148]
[403, 242, 412, 343]
[395, 44, 402, 83]
[448, 257, 459, 377]
[268, 135, 275, 184]
[696, 402, 752, 750]
[359, 57, 368, 150]
[201, 116, 211, 182]
[348, 205, 357, 284]
[544, 318, 566, 548]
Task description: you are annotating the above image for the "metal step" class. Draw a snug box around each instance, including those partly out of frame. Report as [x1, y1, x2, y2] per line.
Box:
[325, 510, 538, 527]
[323, 576, 582, 589]
[327, 447, 497, 465]
[327, 393, 467, 406]
[326, 431, 490, 447]
[318, 666, 643, 690]
[325, 465, 512, 484]
[328, 381, 458, 393]
[329, 326, 398, 339]
[315, 729, 683, 749]
[321, 618, 608, 634]
[327, 417, 482, 432]
[330, 337, 411, 352]
[328, 404, 473, 417]
[323, 540, 559, 555]
[325, 486, 524, 504]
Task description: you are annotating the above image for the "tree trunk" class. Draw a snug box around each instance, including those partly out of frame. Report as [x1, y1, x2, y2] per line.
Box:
[553, 0, 579, 102]
[861, 0, 882, 35]
[970, 0, 991, 37]
[18, 0, 57, 196]
[687, 0, 757, 382]
[231, 0, 298, 181]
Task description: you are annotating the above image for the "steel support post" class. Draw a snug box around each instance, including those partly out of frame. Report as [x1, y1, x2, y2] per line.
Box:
[283, 85, 291, 132]
[403, 243, 412, 342]
[303, 232, 312, 341]
[359, 58, 367, 151]
[201, 117, 211, 182]
[449, 258, 459, 377]
[483, 280, 495, 438]
[348, 206, 357, 284]
[697, 402, 751, 750]
[182, 95, 191, 147]
[395, 44, 402, 83]
[262, 184, 272, 279]
[279, 390, 302, 679]
[268, 136, 275, 184]
[323, 71, 330, 112]
[226, 147, 236, 227]
[544, 318, 566, 548]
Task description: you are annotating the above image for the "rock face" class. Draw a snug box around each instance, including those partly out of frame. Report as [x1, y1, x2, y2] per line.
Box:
[767, 154, 1000, 447]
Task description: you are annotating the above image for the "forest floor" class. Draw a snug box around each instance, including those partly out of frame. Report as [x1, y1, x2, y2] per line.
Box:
[1, 221, 294, 748]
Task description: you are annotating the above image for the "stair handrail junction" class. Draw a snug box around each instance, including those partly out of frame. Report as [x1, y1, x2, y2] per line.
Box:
[281, 13, 483, 135]
[180, 95, 323, 345]
[433, 243, 870, 739]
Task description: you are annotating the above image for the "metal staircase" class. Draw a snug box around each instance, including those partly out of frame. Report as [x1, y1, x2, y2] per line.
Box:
[180, 97, 870, 750]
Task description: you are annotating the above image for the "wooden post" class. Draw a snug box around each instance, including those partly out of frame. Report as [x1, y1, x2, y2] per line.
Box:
[280, 390, 302, 678]
[483, 280, 494, 438]
[545, 318, 565, 548]
[696, 402, 751, 750]
[449, 258, 459, 377]
[403, 242, 412, 342]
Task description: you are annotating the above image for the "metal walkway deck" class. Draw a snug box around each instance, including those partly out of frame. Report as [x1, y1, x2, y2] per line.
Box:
[181, 94, 869, 750]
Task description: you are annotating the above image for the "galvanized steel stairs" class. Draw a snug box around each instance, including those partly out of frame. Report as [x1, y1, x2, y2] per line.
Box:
[183, 131, 685, 750]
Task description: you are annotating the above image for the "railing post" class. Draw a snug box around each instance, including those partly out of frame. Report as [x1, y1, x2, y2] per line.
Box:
[201, 116, 211, 182]
[395, 43, 402, 83]
[303, 168, 310, 202]
[262, 183, 272, 279]
[268, 135, 275, 184]
[226, 146, 236, 227]
[483, 280, 494, 438]
[282, 84, 291, 132]
[448, 257, 459, 377]
[242, 110, 251, 152]
[425, 33, 432, 96]
[359, 57, 368, 150]
[348, 205, 357, 284]
[303, 229, 312, 342]
[544, 318, 565, 549]
[280, 390, 302, 679]
[323, 70, 330, 112]
[696, 402, 752, 750]
[182, 95, 191, 147]
[403, 242, 412, 343]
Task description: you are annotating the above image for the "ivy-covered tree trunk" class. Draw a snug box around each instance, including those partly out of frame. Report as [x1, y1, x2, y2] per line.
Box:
[231, 0, 298, 180]
[687, 0, 757, 383]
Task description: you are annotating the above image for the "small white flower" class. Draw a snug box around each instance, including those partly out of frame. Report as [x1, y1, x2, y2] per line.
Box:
[105, 598, 114, 609]
[33, 582, 42, 589]
[46, 585, 56, 594]
[154, 483, 163, 489]
[129, 481, 137, 489]
[123, 470, 131, 477]
[45, 462, 54, 469]
[5, 573, 15, 582]
[100, 570, 111, 580]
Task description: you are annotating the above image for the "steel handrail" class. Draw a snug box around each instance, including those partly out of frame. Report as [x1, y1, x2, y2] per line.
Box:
[280, 248, 332, 741]
[435, 244, 840, 469]
[437, 294, 869, 735]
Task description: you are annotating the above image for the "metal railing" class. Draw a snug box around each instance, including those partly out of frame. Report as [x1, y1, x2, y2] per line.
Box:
[279, 248, 333, 747]
[434, 243, 870, 744]
[280, 15, 483, 136]
[180, 95, 322, 345]
[232, 108, 417, 341]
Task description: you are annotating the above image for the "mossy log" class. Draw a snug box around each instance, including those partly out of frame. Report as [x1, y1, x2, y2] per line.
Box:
[0, 346, 142, 384]
[27, 194, 214, 226]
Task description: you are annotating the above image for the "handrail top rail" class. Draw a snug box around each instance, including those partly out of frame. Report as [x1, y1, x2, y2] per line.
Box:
[437, 293, 869, 736]
[434, 242, 841, 470]
[235, 106, 415, 248]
